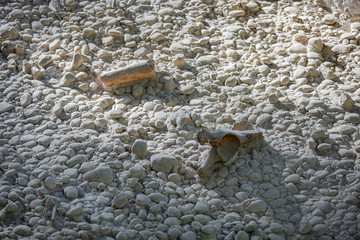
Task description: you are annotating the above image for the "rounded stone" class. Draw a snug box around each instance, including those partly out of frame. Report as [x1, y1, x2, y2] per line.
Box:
[84, 166, 113, 184]
[132, 85, 144, 99]
[131, 139, 148, 158]
[194, 201, 209, 214]
[43, 176, 57, 191]
[13, 225, 32, 236]
[150, 153, 179, 174]
[168, 173, 181, 185]
[235, 231, 249, 240]
[64, 186, 79, 199]
[136, 194, 151, 207]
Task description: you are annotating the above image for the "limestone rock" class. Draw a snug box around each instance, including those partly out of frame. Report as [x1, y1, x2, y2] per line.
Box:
[112, 192, 128, 208]
[150, 153, 179, 173]
[12, 225, 32, 236]
[322, 14, 336, 25]
[196, 55, 219, 65]
[332, 44, 353, 55]
[0, 102, 14, 114]
[0, 25, 18, 40]
[64, 186, 79, 199]
[83, 166, 113, 184]
[245, 199, 267, 213]
[132, 139, 148, 157]
[71, 53, 83, 70]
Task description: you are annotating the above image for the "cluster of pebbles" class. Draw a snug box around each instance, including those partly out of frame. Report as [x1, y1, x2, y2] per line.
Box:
[1, 0, 360, 239]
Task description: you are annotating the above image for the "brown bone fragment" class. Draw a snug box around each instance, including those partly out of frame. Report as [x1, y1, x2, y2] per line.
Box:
[99, 60, 156, 89]
[197, 128, 263, 178]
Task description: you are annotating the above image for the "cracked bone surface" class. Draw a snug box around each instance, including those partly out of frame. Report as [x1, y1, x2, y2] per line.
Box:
[99, 60, 156, 90]
[197, 128, 264, 178]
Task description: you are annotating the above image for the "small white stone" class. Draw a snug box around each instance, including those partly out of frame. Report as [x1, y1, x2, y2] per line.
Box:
[322, 14, 336, 25]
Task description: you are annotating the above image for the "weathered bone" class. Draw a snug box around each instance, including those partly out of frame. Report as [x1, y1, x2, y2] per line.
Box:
[99, 60, 156, 89]
[197, 128, 264, 178]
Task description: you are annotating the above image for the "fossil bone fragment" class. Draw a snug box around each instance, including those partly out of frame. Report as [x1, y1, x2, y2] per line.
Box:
[197, 128, 264, 178]
[99, 60, 156, 90]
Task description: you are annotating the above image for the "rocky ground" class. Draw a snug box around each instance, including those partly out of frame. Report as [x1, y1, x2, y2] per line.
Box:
[0, 0, 360, 239]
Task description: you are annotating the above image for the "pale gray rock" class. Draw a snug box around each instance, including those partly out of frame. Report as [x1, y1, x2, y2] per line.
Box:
[150, 153, 179, 173]
[322, 14, 336, 25]
[12, 225, 32, 236]
[332, 44, 352, 55]
[83, 166, 113, 184]
[67, 154, 88, 167]
[179, 85, 195, 95]
[136, 194, 151, 207]
[235, 231, 249, 240]
[53, 104, 68, 120]
[43, 176, 56, 191]
[132, 84, 143, 99]
[79, 162, 96, 173]
[225, 77, 238, 87]
[194, 201, 209, 214]
[66, 205, 83, 217]
[314, 200, 331, 213]
[267, 233, 285, 240]
[61, 72, 78, 86]
[344, 113, 360, 124]
[319, 64, 338, 80]
[20, 93, 32, 107]
[0, 24, 18, 40]
[164, 217, 180, 226]
[246, 199, 267, 213]
[131, 139, 147, 157]
[316, 143, 332, 155]
[129, 164, 146, 179]
[284, 174, 301, 184]
[0, 102, 14, 114]
[246, 2, 259, 12]
[83, 28, 96, 39]
[37, 136, 53, 146]
[71, 53, 83, 70]
[244, 221, 258, 232]
[166, 206, 181, 218]
[49, 39, 61, 51]
[64, 186, 79, 199]
[262, 189, 280, 200]
[299, 217, 312, 234]
[163, 76, 176, 93]
[229, 10, 245, 17]
[294, 67, 307, 79]
[173, 54, 186, 68]
[150, 32, 166, 42]
[201, 224, 216, 235]
[116, 231, 128, 240]
[112, 192, 128, 209]
[196, 55, 218, 65]
[168, 173, 181, 185]
[38, 55, 53, 68]
[180, 231, 197, 240]
[168, 228, 182, 239]
[344, 195, 360, 205]
[338, 148, 357, 159]
[336, 93, 354, 112]
[149, 192, 168, 203]
[312, 224, 328, 236]
[256, 114, 272, 127]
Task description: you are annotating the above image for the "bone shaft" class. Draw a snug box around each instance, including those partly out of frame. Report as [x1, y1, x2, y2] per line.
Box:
[202, 129, 263, 146]
[99, 60, 156, 89]
[198, 147, 219, 178]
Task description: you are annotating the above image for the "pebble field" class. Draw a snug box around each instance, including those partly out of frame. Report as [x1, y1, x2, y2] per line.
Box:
[0, 0, 360, 239]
